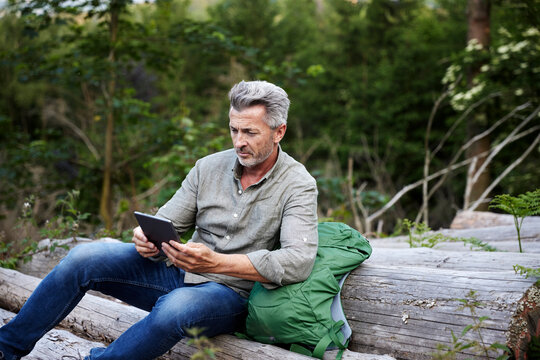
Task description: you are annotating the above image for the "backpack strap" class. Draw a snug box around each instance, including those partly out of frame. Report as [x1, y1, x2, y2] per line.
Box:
[289, 343, 314, 357]
[289, 321, 347, 359]
[312, 320, 348, 359]
[310, 272, 353, 359]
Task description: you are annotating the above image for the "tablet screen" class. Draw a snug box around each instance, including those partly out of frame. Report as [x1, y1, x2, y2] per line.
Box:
[134, 211, 179, 254]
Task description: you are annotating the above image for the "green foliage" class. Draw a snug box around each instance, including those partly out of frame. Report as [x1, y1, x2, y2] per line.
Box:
[440, 1, 540, 196]
[513, 264, 540, 286]
[0, 0, 538, 235]
[402, 219, 497, 251]
[0, 237, 42, 269]
[0, 190, 87, 270]
[1, 195, 41, 268]
[39, 189, 91, 240]
[433, 290, 511, 360]
[459, 237, 498, 252]
[186, 328, 220, 360]
[443, 17, 540, 113]
[489, 189, 540, 252]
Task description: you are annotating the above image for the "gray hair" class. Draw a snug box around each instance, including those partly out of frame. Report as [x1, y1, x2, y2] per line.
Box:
[228, 80, 290, 129]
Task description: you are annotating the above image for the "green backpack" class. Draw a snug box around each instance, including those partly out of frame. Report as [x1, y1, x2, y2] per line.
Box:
[245, 222, 372, 359]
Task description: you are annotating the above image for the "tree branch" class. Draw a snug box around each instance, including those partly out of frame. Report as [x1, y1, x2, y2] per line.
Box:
[367, 156, 484, 223]
[414, 101, 531, 220]
[416, 124, 540, 219]
[42, 101, 101, 161]
[468, 129, 540, 211]
[431, 91, 502, 158]
[469, 104, 539, 187]
[347, 156, 363, 233]
[419, 89, 450, 224]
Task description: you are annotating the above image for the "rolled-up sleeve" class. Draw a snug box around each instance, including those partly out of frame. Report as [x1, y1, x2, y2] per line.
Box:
[247, 181, 318, 288]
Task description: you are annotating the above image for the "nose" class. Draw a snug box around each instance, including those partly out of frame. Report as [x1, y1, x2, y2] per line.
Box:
[233, 132, 247, 149]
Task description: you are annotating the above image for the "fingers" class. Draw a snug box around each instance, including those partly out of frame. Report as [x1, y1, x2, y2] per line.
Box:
[162, 241, 189, 265]
[162, 241, 210, 271]
[168, 241, 194, 255]
[132, 226, 159, 258]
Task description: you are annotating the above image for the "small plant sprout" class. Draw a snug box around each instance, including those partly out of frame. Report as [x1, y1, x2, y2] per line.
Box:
[186, 327, 220, 360]
[402, 219, 497, 251]
[433, 290, 510, 360]
[489, 189, 540, 253]
[513, 264, 540, 286]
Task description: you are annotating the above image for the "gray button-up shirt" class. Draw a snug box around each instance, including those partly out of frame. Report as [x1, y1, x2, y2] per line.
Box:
[155, 147, 318, 297]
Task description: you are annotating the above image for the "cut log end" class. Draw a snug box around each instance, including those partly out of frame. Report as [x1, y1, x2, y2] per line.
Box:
[508, 284, 540, 360]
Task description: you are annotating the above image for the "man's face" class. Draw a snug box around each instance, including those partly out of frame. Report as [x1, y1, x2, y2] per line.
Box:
[229, 105, 284, 168]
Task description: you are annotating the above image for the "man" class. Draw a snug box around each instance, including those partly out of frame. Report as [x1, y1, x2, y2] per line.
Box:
[0, 80, 319, 360]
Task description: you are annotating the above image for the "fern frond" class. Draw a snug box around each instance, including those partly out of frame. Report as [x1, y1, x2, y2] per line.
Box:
[522, 189, 540, 215]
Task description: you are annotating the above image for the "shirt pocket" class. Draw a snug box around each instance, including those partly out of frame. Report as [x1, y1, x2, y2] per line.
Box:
[250, 203, 282, 243]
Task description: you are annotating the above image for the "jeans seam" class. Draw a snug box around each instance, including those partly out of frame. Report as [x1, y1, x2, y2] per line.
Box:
[82, 277, 172, 293]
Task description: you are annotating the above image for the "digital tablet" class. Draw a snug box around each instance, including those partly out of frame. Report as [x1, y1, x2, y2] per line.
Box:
[133, 211, 179, 254]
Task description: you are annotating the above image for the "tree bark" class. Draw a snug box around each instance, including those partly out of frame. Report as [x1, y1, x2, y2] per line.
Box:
[344, 262, 538, 360]
[465, 0, 491, 211]
[99, 2, 120, 230]
[16, 237, 121, 279]
[451, 210, 540, 229]
[0, 308, 105, 360]
[2, 245, 539, 360]
[0, 269, 391, 360]
[370, 224, 540, 253]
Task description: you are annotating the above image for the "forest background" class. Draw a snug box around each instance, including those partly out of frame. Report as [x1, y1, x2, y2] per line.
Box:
[0, 0, 539, 251]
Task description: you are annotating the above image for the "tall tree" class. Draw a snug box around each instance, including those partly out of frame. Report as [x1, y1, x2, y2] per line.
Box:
[465, 0, 491, 210]
[100, 0, 121, 229]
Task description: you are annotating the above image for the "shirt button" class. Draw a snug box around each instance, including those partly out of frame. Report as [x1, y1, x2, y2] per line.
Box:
[226, 235, 231, 240]
[233, 213, 238, 218]
[238, 190, 243, 194]
[303, 237, 307, 242]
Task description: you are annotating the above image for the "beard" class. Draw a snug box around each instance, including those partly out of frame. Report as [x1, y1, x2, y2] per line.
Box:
[236, 137, 275, 168]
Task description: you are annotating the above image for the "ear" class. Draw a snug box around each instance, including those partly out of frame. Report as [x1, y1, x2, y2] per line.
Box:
[273, 124, 287, 143]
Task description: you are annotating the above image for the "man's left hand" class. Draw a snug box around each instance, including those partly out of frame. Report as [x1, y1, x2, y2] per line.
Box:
[162, 241, 221, 273]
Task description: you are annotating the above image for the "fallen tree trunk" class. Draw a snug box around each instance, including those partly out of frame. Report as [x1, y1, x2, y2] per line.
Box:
[343, 255, 539, 360]
[359, 248, 540, 359]
[0, 308, 106, 360]
[0, 268, 391, 360]
[451, 210, 540, 229]
[372, 224, 540, 253]
[4, 237, 539, 359]
[368, 247, 540, 272]
[438, 224, 540, 244]
[2, 249, 538, 360]
[16, 237, 121, 279]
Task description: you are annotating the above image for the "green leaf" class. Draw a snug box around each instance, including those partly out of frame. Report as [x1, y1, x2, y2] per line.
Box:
[458, 343, 474, 351]
[490, 342, 510, 351]
[461, 324, 473, 336]
[450, 330, 458, 342]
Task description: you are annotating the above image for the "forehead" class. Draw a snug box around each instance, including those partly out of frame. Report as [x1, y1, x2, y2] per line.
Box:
[229, 105, 269, 129]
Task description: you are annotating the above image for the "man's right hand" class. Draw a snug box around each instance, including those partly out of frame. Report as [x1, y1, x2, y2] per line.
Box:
[132, 226, 160, 258]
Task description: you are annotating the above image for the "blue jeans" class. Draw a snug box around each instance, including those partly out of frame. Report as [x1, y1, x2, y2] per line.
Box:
[0, 243, 248, 360]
